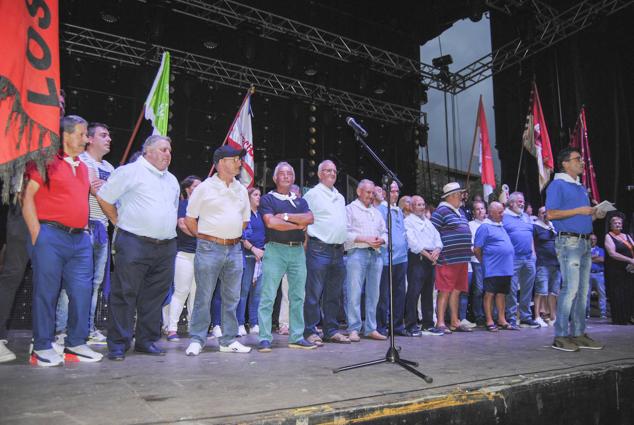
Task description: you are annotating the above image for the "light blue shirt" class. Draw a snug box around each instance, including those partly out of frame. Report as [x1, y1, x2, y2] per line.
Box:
[304, 183, 347, 244]
[98, 156, 179, 240]
[377, 204, 408, 265]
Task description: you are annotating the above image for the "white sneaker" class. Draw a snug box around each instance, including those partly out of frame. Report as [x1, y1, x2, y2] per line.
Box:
[212, 325, 223, 338]
[546, 318, 556, 327]
[0, 340, 16, 363]
[219, 341, 251, 353]
[249, 324, 259, 334]
[460, 319, 477, 329]
[535, 317, 549, 328]
[88, 329, 107, 344]
[31, 348, 64, 367]
[186, 341, 202, 356]
[237, 325, 247, 337]
[52, 341, 64, 355]
[64, 344, 103, 363]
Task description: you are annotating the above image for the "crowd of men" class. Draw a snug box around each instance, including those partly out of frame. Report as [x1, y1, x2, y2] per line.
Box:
[0, 115, 606, 366]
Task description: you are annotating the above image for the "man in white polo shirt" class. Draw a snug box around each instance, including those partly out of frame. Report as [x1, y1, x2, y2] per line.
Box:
[303, 160, 349, 345]
[185, 145, 252, 356]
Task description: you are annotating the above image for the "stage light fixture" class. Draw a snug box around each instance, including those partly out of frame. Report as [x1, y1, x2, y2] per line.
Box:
[373, 83, 386, 95]
[308, 148, 316, 156]
[308, 127, 316, 134]
[432, 55, 453, 68]
[304, 65, 318, 77]
[308, 137, 316, 145]
[203, 40, 218, 49]
[100, 11, 118, 24]
[309, 116, 316, 123]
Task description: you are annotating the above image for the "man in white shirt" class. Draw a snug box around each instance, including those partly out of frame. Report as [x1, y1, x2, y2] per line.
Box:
[404, 195, 443, 336]
[303, 160, 349, 344]
[345, 179, 388, 342]
[97, 135, 180, 360]
[184, 146, 252, 356]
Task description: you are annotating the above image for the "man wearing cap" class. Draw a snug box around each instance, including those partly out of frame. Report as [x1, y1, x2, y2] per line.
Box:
[184, 146, 252, 355]
[97, 135, 180, 360]
[546, 146, 603, 352]
[431, 182, 473, 334]
[257, 162, 316, 352]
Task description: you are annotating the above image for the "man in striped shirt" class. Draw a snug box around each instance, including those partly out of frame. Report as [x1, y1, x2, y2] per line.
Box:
[431, 183, 473, 334]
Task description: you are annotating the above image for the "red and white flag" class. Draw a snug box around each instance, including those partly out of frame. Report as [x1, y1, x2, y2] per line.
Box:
[476, 96, 496, 200]
[522, 82, 554, 191]
[226, 89, 255, 187]
[570, 107, 600, 202]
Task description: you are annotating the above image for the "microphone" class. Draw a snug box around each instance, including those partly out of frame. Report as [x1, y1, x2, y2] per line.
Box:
[345, 116, 368, 137]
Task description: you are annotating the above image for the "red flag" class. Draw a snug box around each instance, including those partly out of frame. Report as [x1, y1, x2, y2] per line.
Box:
[226, 89, 255, 188]
[522, 82, 554, 191]
[476, 96, 496, 200]
[570, 107, 600, 202]
[0, 0, 60, 201]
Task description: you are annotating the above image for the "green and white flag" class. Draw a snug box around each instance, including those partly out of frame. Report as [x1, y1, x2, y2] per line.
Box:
[144, 51, 170, 136]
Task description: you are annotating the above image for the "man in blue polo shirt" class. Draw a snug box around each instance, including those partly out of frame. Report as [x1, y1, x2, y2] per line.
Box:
[588, 234, 607, 319]
[503, 192, 539, 328]
[474, 202, 516, 331]
[546, 146, 603, 352]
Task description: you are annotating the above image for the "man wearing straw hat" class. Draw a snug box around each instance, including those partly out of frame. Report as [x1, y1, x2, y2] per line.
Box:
[430, 182, 473, 334]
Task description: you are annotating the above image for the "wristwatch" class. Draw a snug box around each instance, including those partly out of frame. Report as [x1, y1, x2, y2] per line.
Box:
[283, 213, 289, 222]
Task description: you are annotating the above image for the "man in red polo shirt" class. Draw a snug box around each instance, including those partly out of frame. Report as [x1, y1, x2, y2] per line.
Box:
[22, 115, 103, 366]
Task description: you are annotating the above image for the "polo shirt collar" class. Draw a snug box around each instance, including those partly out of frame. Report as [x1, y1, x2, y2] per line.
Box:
[210, 173, 242, 192]
[439, 201, 461, 215]
[554, 172, 581, 185]
[484, 218, 503, 227]
[317, 182, 339, 197]
[534, 219, 555, 232]
[139, 156, 166, 176]
[352, 198, 373, 211]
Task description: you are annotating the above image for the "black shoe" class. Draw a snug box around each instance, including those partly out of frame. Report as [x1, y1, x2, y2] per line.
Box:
[108, 349, 125, 361]
[134, 343, 166, 356]
[519, 319, 541, 329]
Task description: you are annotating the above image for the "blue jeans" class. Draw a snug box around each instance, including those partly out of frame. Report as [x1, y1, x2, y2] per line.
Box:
[588, 272, 607, 317]
[28, 224, 93, 350]
[189, 240, 242, 347]
[237, 255, 263, 326]
[303, 238, 346, 339]
[55, 221, 109, 333]
[258, 242, 307, 343]
[554, 235, 591, 337]
[535, 265, 561, 296]
[345, 248, 383, 335]
[468, 262, 485, 323]
[505, 258, 536, 324]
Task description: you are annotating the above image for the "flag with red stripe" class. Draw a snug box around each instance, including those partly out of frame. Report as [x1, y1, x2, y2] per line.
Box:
[570, 107, 600, 202]
[226, 90, 254, 187]
[522, 82, 554, 191]
[476, 96, 496, 200]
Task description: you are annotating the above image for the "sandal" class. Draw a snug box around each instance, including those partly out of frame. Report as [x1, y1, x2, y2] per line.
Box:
[449, 324, 473, 333]
[497, 322, 520, 331]
[486, 324, 498, 332]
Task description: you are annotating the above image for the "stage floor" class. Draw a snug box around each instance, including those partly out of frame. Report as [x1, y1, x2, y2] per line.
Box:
[1, 318, 633, 424]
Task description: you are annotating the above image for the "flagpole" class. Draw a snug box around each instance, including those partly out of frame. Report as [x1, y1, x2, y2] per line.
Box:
[465, 95, 483, 188]
[208, 86, 255, 176]
[120, 107, 146, 165]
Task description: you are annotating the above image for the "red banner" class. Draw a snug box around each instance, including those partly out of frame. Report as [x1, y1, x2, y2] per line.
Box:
[476, 96, 496, 200]
[0, 0, 60, 201]
[570, 107, 600, 202]
[522, 82, 554, 191]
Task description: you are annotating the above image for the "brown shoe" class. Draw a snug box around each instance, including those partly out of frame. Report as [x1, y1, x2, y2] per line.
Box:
[366, 330, 388, 340]
[325, 332, 351, 344]
[348, 330, 361, 342]
[306, 334, 324, 347]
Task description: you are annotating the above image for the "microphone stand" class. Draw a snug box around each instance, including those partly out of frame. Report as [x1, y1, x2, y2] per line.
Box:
[333, 132, 433, 383]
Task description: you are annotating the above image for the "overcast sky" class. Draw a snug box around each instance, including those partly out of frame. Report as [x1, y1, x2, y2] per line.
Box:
[420, 16, 501, 177]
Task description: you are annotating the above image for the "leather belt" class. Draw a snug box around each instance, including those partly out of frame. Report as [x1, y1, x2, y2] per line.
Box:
[40, 220, 86, 234]
[119, 228, 173, 245]
[198, 233, 241, 246]
[558, 232, 591, 240]
[270, 241, 304, 247]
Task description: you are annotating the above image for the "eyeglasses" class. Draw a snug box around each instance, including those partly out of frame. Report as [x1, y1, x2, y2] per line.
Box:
[223, 157, 242, 163]
[321, 168, 337, 174]
[566, 156, 584, 163]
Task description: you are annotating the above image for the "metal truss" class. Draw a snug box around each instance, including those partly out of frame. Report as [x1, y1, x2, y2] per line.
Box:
[62, 24, 425, 124]
[485, 0, 558, 26]
[169, 0, 449, 90]
[452, 0, 634, 92]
